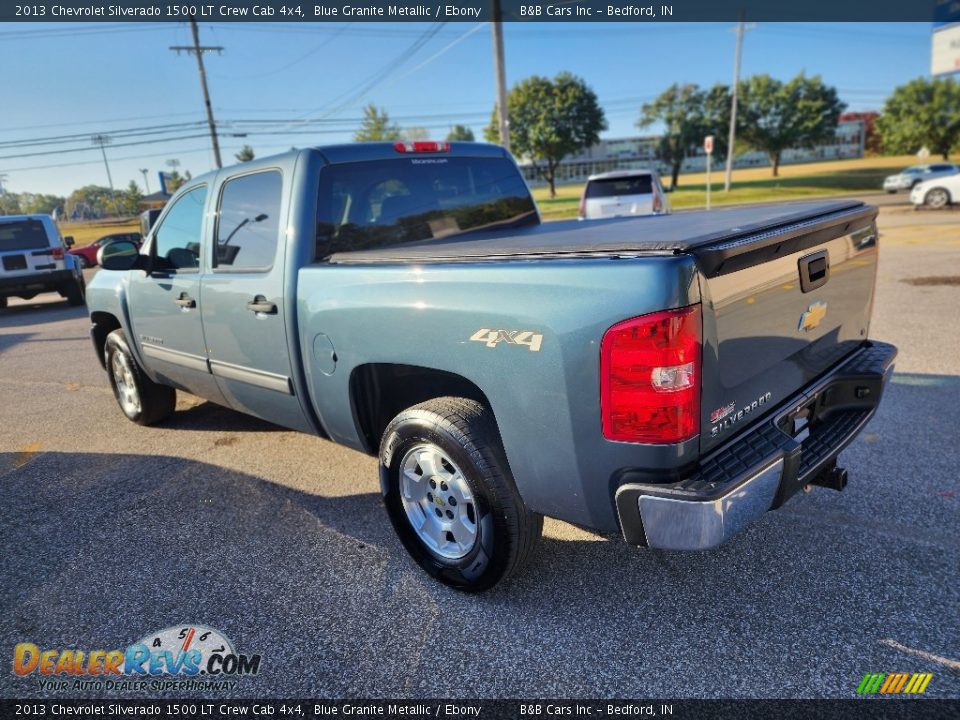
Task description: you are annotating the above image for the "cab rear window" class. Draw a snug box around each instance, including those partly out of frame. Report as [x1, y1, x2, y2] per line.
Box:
[586, 176, 653, 198]
[0, 220, 50, 252]
[315, 157, 537, 258]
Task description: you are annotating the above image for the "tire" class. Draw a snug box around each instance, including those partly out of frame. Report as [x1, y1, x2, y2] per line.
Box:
[380, 397, 543, 592]
[104, 329, 176, 426]
[75, 255, 90, 269]
[0, 296, 7, 309]
[925, 188, 950, 209]
[63, 277, 86, 306]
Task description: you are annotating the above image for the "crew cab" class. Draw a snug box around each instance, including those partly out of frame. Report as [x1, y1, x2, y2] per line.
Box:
[86, 142, 896, 591]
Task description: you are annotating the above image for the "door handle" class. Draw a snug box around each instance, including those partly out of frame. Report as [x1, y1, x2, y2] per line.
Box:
[246, 296, 277, 314]
[174, 293, 196, 308]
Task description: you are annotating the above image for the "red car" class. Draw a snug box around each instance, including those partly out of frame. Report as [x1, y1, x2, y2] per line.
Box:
[69, 232, 142, 268]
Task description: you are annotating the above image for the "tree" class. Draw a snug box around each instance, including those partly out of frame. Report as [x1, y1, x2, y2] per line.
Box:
[485, 72, 606, 197]
[19, 193, 64, 215]
[354, 104, 402, 142]
[235, 145, 255, 162]
[446, 124, 475, 142]
[638, 83, 730, 189]
[121, 181, 143, 215]
[737, 73, 846, 176]
[0, 193, 22, 216]
[65, 185, 115, 219]
[876, 77, 960, 160]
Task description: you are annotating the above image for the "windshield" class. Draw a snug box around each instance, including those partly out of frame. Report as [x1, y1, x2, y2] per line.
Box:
[316, 156, 538, 258]
[903, 167, 924, 174]
[0, 220, 50, 252]
[586, 175, 654, 198]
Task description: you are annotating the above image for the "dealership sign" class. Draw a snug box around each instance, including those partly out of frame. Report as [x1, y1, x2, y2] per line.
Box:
[933, 1, 960, 76]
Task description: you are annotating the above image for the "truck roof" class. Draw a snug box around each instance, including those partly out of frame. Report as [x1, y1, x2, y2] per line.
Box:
[314, 141, 509, 164]
[328, 199, 875, 266]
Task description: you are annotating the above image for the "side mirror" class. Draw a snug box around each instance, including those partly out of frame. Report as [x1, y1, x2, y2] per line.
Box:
[64, 236, 75, 247]
[98, 240, 143, 271]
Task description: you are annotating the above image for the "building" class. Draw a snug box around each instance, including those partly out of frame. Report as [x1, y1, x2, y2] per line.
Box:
[518, 118, 867, 187]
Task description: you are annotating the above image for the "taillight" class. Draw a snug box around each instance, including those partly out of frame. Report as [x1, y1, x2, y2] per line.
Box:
[578, 187, 587, 219]
[652, 192, 662, 213]
[393, 141, 450, 153]
[51, 247, 64, 260]
[600, 304, 702, 444]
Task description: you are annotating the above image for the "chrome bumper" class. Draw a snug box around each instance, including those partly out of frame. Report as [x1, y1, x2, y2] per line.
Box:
[615, 340, 897, 551]
[635, 460, 784, 551]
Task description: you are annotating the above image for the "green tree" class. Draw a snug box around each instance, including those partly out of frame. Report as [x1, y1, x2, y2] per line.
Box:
[638, 83, 732, 188]
[65, 185, 115, 219]
[737, 73, 846, 176]
[446, 124, 475, 142]
[485, 72, 606, 197]
[354, 104, 402, 142]
[0, 193, 22, 216]
[876, 77, 960, 160]
[19, 193, 64, 215]
[235, 145, 255, 162]
[121, 180, 143, 215]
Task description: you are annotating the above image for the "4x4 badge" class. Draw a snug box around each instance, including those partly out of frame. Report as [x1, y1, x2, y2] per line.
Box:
[470, 329, 543, 352]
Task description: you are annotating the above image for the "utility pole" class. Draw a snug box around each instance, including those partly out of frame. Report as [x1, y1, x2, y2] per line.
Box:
[91, 134, 119, 214]
[0, 173, 7, 195]
[139, 168, 150, 194]
[723, 12, 754, 192]
[491, 0, 510, 152]
[171, 14, 223, 169]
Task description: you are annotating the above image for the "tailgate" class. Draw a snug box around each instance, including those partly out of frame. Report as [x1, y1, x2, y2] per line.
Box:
[695, 204, 879, 453]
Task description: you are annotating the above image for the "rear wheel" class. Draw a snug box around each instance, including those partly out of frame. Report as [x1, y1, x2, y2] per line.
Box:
[925, 188, 950, 209]
[105, 329, 176, 425]
[63, 276, 86, 306]
[380, 397, 542, 592]
[76, 255, 90, 269]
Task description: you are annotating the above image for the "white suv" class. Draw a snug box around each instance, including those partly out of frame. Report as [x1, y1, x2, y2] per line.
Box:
[0, 215, 86, 309]
[578, 170, 670, 220]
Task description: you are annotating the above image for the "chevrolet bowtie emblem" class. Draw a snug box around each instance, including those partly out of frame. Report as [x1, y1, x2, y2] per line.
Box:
[799, 301, 828, 332]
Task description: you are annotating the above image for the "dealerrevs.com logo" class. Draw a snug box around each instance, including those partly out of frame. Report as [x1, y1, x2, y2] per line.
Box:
[12, 625, 261, 693]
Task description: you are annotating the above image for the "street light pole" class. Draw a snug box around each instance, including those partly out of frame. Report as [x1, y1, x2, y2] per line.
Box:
[139, 168, 150, 194]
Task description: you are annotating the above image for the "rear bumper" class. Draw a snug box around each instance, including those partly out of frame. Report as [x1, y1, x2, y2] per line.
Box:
[0, 269, 74, 296]
[615, 340, 897, 550]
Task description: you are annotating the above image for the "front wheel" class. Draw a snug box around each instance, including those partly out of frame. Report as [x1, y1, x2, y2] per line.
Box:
[925, 188, 950, 209]
[380, 397, 542, 592]
[105, 329, 176, 425]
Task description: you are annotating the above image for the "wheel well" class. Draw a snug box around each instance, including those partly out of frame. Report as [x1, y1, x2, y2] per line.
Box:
[349, 363, 493, 454]
[90, 311, 121, 369]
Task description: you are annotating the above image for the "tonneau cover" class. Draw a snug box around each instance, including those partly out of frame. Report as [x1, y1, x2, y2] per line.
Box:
[327, 199, 871, 264]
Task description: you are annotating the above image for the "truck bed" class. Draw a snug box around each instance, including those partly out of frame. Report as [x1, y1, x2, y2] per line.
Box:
[327, 199, 873, 273]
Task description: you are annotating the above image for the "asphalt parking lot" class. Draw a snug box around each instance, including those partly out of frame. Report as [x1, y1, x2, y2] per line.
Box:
[1, 200, 958, 699]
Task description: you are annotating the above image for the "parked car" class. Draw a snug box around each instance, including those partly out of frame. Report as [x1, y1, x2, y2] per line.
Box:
[910, 172, 960, 209]
[578, 169, 670, 220]
[87, 142, 895, 591]
[69, 232, 142, 268]
[0, 214, 86, 309]
[882, 163, 958, 193]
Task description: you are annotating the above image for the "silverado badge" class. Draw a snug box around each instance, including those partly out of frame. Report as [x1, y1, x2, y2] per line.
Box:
[798, 301, 828, 332]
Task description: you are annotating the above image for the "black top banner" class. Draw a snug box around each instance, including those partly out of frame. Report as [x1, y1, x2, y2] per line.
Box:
[0, 0, 954, 23]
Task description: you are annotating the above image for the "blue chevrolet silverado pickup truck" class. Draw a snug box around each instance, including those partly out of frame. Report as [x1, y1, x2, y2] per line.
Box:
[87, 141, 896, 591]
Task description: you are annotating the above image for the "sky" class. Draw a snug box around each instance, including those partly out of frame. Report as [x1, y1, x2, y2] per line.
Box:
[0, 20, 935, 197]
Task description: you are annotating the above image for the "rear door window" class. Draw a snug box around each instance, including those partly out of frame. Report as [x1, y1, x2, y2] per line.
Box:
[586, 175, 654, 198]
[0, 220, 50, 252]
[215, 170, 283, 271]
[316, 156, 537, 258]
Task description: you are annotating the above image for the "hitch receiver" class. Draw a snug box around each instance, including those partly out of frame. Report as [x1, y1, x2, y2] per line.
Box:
[811, 461, 848, 492]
